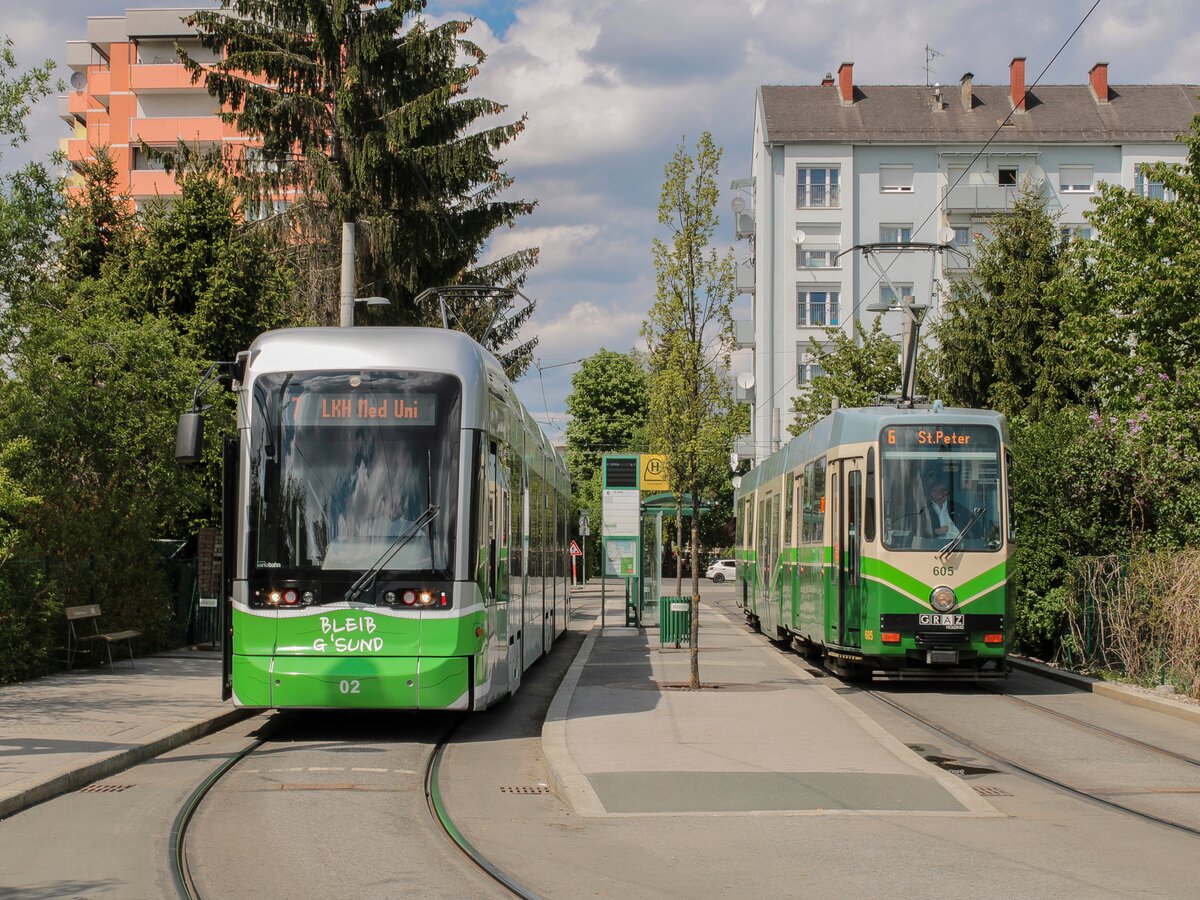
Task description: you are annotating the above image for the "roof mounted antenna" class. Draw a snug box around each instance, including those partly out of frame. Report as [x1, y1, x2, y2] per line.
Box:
[834, 239, 968, 408]
[414, 285, 534, 348]
[924, 45, 944, 87]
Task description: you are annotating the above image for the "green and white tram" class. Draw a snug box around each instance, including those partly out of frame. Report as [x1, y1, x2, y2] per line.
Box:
[179, 327, 570, 710]
[735, 406, 1013, 679]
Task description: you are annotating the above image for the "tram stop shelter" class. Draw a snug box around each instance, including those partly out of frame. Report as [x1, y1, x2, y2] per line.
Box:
[639, 492, 714, 630]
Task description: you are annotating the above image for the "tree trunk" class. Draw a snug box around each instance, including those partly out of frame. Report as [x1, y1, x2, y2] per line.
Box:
[674, 495, 683, 597]
[689, 493, 701, 689]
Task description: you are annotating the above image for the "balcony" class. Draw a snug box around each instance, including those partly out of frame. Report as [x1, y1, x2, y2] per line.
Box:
[943, 182, 1021, 212]
[130, 169, 180, 198]
[942, 245, 977, 271]
[130, 116, 225, 144]
[734, 319, 755, 349]
[87, 67, 111, 108]
[735, 262, 755, 294]
[130, 64, 207, 92]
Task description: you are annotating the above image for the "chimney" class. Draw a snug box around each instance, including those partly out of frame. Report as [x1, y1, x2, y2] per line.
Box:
[821, 72, 834, 87]
[960, 72, 974, 111]
[1009, 57, 1026, 111]
[1090, 62, 1110, 103]
[838, 61, 854, 106]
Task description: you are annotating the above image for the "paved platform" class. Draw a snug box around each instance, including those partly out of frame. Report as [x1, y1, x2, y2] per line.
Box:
[1, 580, 1194, 833]
[0, 649, 247, 819]
[544, 582, 994, 817]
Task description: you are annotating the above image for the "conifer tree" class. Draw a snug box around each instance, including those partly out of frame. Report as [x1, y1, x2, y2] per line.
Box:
[182, 0, 538, 374]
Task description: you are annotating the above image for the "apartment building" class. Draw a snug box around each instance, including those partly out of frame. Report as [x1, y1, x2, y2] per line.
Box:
[733, 58, 1200, 463]
[59, 7, 268, 211]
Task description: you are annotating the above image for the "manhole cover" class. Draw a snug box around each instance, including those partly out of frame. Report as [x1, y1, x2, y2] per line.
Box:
[619, 681, 785, 692]
[973, 786, 1013, 796]
[80, 783, 133, 793]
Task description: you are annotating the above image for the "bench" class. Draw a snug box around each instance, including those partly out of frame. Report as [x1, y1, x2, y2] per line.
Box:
[65, 605, 141, 670]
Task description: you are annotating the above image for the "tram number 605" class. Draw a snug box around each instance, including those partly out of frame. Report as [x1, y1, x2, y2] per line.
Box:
[339, 679, 361, 694]
[932, 565, 955, 577]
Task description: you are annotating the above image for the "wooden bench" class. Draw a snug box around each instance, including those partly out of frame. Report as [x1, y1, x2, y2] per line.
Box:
[66, 605, 141, 670]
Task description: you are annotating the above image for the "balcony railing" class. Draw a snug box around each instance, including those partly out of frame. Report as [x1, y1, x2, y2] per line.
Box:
[797, 184, 840, 208]
[943, 183, 1021, 212]
[735, 263, 755, 294]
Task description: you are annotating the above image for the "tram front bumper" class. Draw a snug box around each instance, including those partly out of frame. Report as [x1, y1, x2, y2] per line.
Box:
[231, 654, 470, 709]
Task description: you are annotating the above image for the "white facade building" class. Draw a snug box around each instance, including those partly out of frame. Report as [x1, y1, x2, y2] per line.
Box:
[733, 59, 1200, 463]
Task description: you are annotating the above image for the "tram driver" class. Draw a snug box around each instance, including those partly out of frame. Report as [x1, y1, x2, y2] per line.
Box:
[923, 479, 964, 539]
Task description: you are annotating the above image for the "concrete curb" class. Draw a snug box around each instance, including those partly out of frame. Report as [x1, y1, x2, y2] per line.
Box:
[540, 621, 607, 817]
[0, 707, 253, 821]
[1010, 656, 1200, 726]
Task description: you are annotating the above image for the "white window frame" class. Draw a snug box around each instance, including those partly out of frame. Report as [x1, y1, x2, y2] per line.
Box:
[1059, 224, 1092, 244]
[796, 361, 827, 385]
[879, 223, 913, 244]
[879, 164, 914, 193]
[879, 283, 915, 307]
[950, 225, 971, 247]
[1059, 165, 1093, 193]
[796, 286, 840, 328]
[796, 166, 841, 208]
[796, 243, 840, 269]
[1134, 164, 1176, 201]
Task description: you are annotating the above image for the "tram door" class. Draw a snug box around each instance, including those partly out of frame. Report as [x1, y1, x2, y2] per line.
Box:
[487, 443, 517, 699]
[833, 457, 865, 647]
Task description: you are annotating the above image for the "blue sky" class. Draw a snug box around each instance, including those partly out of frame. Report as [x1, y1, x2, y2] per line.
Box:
[5, 1, 1200, 442]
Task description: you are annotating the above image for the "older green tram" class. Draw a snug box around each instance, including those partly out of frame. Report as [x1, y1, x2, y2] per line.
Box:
[735, 406, 1013, 679]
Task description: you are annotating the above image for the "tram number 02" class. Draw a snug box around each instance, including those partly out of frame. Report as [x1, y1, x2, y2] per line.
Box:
[932, 565, 955, 577]
[339, 679, 361, 694]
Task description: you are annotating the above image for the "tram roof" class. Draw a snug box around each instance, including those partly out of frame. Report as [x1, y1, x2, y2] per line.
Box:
[737, 405, 1007, 495]
[245, 326, 504, 380]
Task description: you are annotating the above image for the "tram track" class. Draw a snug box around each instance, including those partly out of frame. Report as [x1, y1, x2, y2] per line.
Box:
[169, 713, 535, 900]
[859, 686, 1200, 840]
[711, 592, 1200, 840]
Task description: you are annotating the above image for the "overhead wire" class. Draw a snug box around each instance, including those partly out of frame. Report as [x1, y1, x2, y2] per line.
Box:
[747, 0, 1104, 435]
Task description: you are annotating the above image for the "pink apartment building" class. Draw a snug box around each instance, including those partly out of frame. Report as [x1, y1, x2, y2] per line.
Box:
[60, 7, 277, 212]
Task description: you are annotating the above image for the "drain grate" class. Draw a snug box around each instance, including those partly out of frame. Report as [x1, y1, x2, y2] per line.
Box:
[81, 783, 133, 794]
[973, 785, 1012, 796]
[499, 785, 550, 794]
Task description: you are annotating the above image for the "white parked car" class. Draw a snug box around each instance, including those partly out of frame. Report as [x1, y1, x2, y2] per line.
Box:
[706, 559, 736, 583]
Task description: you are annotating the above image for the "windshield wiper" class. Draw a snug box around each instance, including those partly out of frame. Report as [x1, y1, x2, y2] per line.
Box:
[937, 506, 986, 560]
[344, 504, 440, 602]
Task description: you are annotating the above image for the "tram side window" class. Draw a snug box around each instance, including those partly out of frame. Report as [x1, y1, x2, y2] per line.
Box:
[783, 473, 795, 547]
[813, 458, 827, 544]
[865, 448, 876, 542]
[1005, 448, 1015, 543]
[802, 462, 815, 543]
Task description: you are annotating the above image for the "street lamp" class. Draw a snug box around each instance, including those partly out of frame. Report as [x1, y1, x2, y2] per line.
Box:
[342, 295, 391, 327]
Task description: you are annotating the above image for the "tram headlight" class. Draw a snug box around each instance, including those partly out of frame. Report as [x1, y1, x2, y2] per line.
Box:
[401, 590, 418, 606]
[930, 585, 957, 613]
[418, 590, 435, 606]
[301, 590, 315, 605]
[267, 590, 282, 606]
[383, 590, 397, 604]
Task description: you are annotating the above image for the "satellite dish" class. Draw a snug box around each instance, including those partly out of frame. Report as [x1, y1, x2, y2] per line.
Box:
[938, 225, 955, 243]
[736, 371, 755, 390]
[730, 196, 746, 214]
[1025, 164, 1047, 187]
[70, 71, 87, 91]
[732, 474, 742, 488]
[792, 229, 806, 245]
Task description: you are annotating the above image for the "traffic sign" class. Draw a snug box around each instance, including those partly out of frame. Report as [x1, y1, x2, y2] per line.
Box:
[569, 540, 583, 557]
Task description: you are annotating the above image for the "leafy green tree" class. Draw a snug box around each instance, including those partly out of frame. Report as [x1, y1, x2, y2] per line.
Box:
[565, 350, 649, 578]
[789, 317, 900, 435]
[643, 132, 738, 687]
[931, 186, 1073, 419]
[58, 149, 136, 284]
[0, 37, 63, 312]
[117, 158, 290, 363]
[184, 0, 539, 374]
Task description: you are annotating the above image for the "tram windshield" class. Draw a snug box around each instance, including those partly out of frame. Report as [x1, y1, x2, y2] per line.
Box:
[880, 424, 1003, 553]
[250, 371, 461, 576]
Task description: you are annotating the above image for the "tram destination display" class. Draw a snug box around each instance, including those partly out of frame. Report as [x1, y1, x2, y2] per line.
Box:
[285, 392, 438, 427]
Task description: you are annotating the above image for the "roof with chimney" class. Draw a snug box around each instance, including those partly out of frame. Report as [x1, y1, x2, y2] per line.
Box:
[761, 81, 1200, 145]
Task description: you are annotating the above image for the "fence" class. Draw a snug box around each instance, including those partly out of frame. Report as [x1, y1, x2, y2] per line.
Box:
[1063, 553, 1200, 700]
